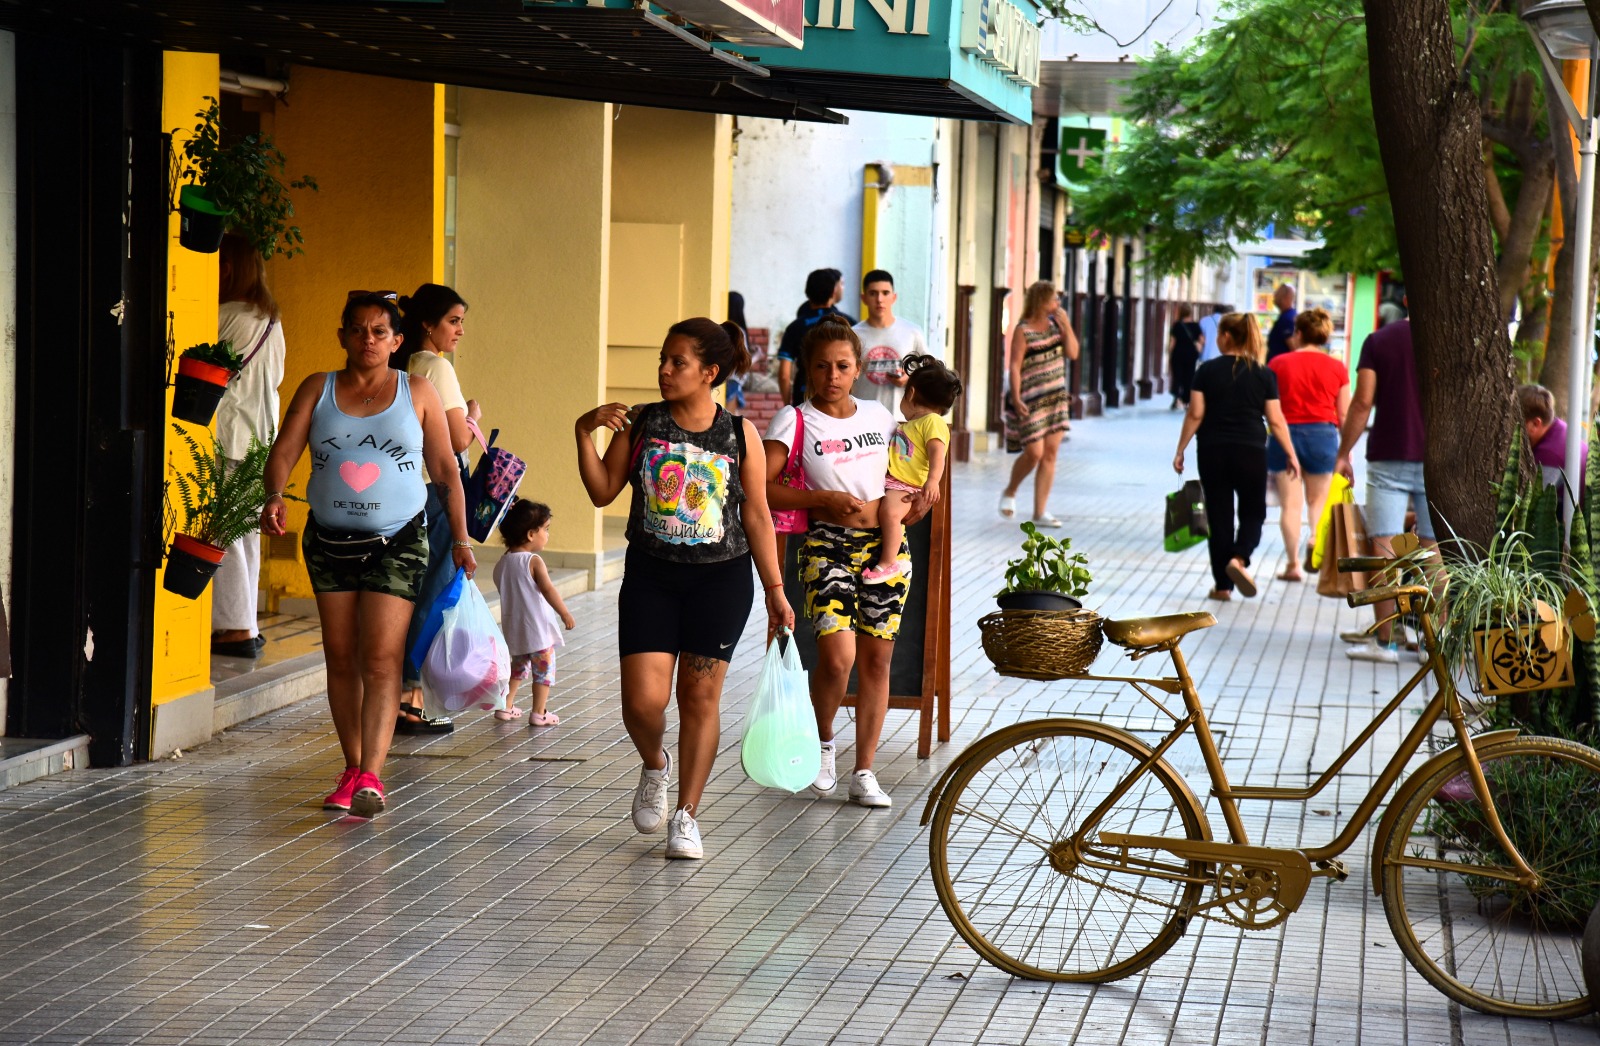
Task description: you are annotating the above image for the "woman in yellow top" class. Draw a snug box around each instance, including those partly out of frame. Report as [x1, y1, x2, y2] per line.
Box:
[864, 355, 963, 583]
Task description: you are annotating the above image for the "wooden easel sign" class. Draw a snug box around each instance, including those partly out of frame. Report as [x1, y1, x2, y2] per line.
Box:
[779, 469, 952, 758]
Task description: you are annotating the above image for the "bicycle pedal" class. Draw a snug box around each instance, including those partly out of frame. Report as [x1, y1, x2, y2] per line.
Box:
[1314, 859, 1348, 882]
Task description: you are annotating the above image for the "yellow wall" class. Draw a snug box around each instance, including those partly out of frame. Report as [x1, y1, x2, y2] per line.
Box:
[152, 52, 222, 706]
[264, 66, 442, 600]
[454, 91, 613, 568]
[603, 109, 733, 519]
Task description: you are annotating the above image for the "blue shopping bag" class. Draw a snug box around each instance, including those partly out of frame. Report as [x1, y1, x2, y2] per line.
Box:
[407, 567, 467, 679]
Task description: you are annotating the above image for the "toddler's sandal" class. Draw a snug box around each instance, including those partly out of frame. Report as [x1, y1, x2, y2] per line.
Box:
[529, 711, 561, 727]
[494, 706, 524, 722]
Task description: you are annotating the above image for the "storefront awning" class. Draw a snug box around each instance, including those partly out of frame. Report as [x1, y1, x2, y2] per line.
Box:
[0, 1, 846, 123]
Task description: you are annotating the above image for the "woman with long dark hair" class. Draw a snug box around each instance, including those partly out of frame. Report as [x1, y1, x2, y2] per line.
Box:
[1173, 313, 1300, 600]
[576, 318, 792, 860]
[211, 233, 287, 658]
[1000, 281, 1079, 526]
[394, 283, 481, 732]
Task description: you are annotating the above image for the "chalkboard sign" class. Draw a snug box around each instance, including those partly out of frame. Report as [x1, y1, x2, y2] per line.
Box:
[779, 470, 951, 757]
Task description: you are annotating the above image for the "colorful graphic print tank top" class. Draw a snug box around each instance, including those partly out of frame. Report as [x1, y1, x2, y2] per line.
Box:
[625, 402, 747, 563]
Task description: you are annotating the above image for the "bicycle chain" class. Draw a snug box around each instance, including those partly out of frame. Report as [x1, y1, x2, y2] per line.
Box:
[1064, 867, 1265, 930]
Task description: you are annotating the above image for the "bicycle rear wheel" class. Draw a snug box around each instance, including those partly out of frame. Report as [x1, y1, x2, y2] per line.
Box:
[928, 719, 1210, 982]
[1378, 736, 1600, 1019]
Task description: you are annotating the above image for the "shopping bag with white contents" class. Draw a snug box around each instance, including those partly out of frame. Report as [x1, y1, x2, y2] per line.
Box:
[741, 630, 820, 793]
[420, 569, 512, 715]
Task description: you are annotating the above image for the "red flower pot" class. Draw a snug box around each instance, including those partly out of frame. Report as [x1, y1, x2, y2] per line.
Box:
[172, 357, 233, 426]
[163, 533, 227, 599]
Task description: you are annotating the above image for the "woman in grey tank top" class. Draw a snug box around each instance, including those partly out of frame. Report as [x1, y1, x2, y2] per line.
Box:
[261, 294, 476, 820]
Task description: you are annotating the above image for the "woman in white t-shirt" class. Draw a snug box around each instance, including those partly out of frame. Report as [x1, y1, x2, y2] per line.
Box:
[211, 234, 288, 659]
[763, 318, 914, 810]
[393, 283, 482, 734]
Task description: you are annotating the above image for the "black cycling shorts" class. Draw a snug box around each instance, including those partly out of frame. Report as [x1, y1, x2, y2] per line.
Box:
[617, 548, 754, 662]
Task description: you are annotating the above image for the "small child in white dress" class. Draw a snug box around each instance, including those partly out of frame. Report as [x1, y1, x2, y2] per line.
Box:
[492, 500, 576, 726]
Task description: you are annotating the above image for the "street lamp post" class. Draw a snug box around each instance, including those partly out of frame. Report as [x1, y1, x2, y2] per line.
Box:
[1523, 0, 1599, 529]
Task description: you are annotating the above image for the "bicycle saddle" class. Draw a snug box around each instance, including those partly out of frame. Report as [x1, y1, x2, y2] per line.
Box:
[1101, 611, 1216, 650]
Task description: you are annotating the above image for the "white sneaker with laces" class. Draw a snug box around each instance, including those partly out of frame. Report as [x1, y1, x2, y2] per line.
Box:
[665, 807, 703, 860]
[1346, 642, 1401, 664]
[848, 769, 892, 809]
[811, 743, 837, 797]
[632, 750, 672, 833]
[1338, 629, 1370, 644]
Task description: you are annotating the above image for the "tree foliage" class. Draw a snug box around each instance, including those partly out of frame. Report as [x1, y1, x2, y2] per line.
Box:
[1071, 0, 1545, 283]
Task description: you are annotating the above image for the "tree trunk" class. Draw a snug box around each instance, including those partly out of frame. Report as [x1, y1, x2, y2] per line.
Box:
[1363, 0, 1515, 549]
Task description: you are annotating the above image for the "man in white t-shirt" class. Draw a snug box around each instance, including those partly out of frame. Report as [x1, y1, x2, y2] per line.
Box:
[852, 270, 929, 416]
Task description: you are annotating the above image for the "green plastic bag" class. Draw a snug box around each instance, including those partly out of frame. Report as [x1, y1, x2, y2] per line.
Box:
[741, 630, 820, 793]
[1164, 480, 1208, 552]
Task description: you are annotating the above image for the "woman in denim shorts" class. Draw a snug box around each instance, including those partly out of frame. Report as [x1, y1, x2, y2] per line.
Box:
[1266, 309, 1352, 579]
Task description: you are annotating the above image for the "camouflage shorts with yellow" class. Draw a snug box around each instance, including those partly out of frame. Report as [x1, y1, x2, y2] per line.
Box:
[302, 512, 429, 601]
[800, 521, 911, 640]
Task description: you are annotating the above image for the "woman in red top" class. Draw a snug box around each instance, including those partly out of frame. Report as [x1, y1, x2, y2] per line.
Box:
[1266, 309, 1351, 579]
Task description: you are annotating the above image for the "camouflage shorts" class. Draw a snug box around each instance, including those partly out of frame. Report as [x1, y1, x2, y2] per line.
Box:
[302, 512, 429, 601]
[800, 521, 910, 641]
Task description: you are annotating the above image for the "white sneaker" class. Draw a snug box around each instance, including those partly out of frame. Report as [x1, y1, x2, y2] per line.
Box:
[848, 769, 892, 808]
[811, 743, 837, 797]
[665, 808, 703, 860]
[1346, 642, 1401, 664]
[1338, 629, 1371, 644]
[632, 750, 672, 833]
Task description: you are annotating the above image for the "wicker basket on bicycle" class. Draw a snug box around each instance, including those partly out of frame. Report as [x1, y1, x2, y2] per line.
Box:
[978, 608, 1103, 680]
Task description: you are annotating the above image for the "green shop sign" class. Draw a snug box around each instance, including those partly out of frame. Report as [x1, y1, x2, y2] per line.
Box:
[739, 0, 1042, 123]
[1057, 125, 1105, 189]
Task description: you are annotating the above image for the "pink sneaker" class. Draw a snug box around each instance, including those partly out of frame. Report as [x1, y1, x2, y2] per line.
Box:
[862, 562, 902, 584]
[349, 772, 386, 818]
[322, 766, 359, 811]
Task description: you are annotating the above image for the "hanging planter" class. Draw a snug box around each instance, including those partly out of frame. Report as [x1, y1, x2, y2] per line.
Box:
[177, 184, 229, 254]
[163, 533, 226, 599]
[171, 341, 243, 426]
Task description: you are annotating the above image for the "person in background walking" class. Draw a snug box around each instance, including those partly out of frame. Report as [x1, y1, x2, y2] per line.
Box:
[211, 233, 287, 659]
[776, 268, 856, 406]
[493, 499, 574, 727]
[764, 318, 913, 809]
[725, 291, 750, 411]
[1000, 281, 1079, 527]
[852, 269, 929, 417]
[1198, 304, 1227, 365]
[1173, 313, 1300, 601]
[575, 318, 792, 860]
[1167, 304, 1202, 410]
[1335, 314, 1432, 663]
[1267, 308, 1351, 580]
[1266, 283, 1298, 361]
[392, 283, 479, 735]
[261, 293, 474, 818]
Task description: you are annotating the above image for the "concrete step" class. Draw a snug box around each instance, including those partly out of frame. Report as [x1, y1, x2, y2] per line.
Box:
[0, 735, 91, 790]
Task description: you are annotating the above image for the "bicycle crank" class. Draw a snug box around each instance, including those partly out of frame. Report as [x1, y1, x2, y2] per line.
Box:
[1098, 832, 1314, 927]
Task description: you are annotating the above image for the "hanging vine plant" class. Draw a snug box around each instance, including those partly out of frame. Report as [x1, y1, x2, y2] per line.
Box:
[172, 96, 317, 258]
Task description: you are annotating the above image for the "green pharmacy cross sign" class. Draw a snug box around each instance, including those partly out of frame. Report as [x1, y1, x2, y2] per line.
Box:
[1057, 126, 1105, 188]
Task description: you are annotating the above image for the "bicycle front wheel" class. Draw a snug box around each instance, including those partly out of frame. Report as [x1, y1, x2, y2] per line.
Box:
[928, 720, 1210, 982]
[1378, 736, 1600, 1019]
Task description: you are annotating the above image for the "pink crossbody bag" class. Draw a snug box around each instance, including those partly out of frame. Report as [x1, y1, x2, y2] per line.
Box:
[771, 405, 808, 535]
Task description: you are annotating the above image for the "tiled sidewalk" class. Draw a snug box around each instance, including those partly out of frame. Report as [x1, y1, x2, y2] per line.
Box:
[1, 404, 1595, 1045]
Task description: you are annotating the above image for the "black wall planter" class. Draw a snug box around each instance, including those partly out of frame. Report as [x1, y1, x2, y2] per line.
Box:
[163, 535, 225, 599]
[177, 184, 226, 253]
[172, 357, 230, 426]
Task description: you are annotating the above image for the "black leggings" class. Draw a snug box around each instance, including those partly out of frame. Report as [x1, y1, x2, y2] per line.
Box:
[1196, 440, 1266, 591]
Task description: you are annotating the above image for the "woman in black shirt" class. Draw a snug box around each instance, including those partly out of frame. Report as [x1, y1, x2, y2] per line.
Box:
[1172, 313, 1299, 600]
[1167, 304, 1203, 410]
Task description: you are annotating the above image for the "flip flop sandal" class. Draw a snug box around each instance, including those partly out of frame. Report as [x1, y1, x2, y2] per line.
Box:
[1226, 560, 1258, 598]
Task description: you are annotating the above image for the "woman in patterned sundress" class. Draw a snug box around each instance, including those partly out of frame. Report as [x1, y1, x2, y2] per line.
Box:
[1000, 281, 1079, 527]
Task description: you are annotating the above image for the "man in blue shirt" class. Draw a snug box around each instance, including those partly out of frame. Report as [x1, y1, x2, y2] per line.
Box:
[1266, 283, 1297, 360]
[776, 268, 856, 405]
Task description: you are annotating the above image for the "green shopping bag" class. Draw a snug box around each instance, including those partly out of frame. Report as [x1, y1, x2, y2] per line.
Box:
[741, 630, 820, 793]
[1164, 480, 1208, 552]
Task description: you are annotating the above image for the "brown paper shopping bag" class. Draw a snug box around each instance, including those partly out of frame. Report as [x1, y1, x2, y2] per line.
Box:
[1316, 490, 1369, 599]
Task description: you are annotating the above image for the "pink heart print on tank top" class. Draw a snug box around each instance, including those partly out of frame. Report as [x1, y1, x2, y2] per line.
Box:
[340, 460, 382, 493]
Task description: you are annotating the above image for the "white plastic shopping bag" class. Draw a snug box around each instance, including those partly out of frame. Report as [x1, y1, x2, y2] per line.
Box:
[420, 570, 511, 715]
[741, 630, 820, 793]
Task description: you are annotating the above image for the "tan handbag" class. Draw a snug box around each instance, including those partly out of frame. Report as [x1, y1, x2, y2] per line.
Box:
[1316, 489, 1369, 599]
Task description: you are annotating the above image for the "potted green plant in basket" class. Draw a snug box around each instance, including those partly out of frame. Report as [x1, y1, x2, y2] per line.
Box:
[995, 521, 1092, 611]
[978, 523, 1101, 680]
[172, 340, 243, 427]
[174, 96, 317, 257]
[164, 426, 288, 599]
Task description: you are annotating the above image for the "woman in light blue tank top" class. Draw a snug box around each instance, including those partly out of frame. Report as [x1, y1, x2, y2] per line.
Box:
[261, 294, 477, 819]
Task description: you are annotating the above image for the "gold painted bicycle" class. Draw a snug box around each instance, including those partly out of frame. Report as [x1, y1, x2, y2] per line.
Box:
[923, 553, 1600, 1019]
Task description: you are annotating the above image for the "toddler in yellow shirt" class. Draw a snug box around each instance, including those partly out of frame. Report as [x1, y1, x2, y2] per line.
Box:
[864, 354, 963, 583]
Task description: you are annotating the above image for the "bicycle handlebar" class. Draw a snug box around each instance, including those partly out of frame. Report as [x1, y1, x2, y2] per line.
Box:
[1347, 584, 1431, 609]
[1337, 556, 1391, 573]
